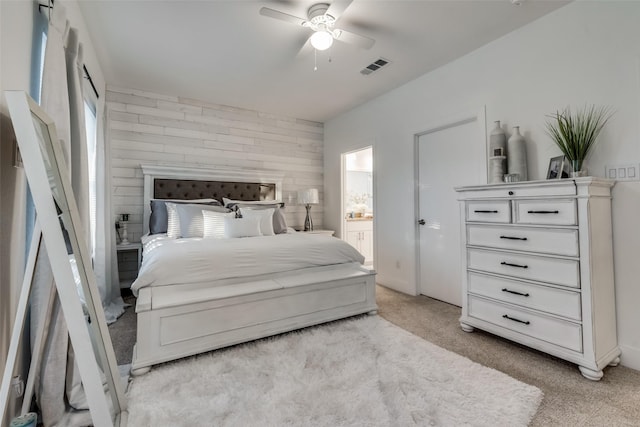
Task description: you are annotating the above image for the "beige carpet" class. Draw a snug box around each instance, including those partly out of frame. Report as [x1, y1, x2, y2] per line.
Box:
[375, 286, 640, 426]
[109, 285, 640, 425]
[108, 293, 137, 365]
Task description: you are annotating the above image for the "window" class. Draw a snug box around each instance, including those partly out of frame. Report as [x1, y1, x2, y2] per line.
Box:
[37, 31, 47, 103]
[25, 12, 49, 260]
[84, 94, 98, 259]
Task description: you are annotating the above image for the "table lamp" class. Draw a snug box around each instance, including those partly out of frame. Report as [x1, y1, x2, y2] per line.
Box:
[298, 189, 319, 231]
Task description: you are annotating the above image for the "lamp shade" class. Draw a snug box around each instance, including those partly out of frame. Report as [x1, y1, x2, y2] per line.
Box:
[298, 188, 319, 205]
[310, 30, 333, 51]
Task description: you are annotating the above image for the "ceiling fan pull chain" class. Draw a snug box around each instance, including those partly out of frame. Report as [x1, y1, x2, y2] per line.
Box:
[314, 49, 318, 71]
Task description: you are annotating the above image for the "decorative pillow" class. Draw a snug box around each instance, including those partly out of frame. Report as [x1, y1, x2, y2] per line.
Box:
[239, 208, 275, 236]
[167, 203, 231, 238]
[203, 210, 236, 239]
[240, 206, 288, 234]
[149, 198, 221, 235]
[224, 216, 262, 238]
[269, 207, 288, 234]
[223, 203, 287, 234]
[166, 202, 181, 239]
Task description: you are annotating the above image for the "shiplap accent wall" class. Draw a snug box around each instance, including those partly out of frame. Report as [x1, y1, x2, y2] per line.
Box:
[106, 86, 324, 242]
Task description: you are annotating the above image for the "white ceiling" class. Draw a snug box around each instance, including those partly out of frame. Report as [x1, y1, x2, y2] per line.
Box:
[78, 0, 569, 123]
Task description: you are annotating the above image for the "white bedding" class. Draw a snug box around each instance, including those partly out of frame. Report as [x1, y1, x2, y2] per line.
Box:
[131, 233, 365, 295]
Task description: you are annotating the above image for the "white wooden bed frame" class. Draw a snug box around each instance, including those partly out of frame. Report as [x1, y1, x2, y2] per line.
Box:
[130, 165, 377, 375]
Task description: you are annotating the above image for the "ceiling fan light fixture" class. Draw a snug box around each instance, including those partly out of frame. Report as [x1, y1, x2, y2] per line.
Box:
[310, 30, 334, 51]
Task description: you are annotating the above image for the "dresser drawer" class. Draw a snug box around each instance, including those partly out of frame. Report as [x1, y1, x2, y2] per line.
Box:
[457, 182, 577, 199]
[466, 201, 511, 223]
[467, 272, 581, 320]
[467, 225, 579, 257]
[468, 248, 580, 288]
[468, 296, 583, 352]
[514, 199, 577, 225]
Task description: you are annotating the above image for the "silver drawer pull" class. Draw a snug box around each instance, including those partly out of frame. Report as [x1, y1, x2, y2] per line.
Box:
[474, 210, 498, 213]
[499, 235, 528, 241]
[502, 288, 530, 297]
[527, 210, 559, 214]
[503, 314, 530, 325]
[501, 261, 528, 269]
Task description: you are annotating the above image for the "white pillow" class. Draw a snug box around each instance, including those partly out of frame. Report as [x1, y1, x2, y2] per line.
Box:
[166, 202, 181, 239]
[203, 210, 236, 239]
[239, 207, 275, 236]
[167, 203, 231, 238]
[224, 216, 262, 238]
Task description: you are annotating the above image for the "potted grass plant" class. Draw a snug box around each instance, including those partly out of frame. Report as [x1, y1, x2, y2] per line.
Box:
[545, 105, 613, 177]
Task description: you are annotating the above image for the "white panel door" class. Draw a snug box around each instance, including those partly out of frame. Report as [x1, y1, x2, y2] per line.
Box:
[418, 118, 485, 306]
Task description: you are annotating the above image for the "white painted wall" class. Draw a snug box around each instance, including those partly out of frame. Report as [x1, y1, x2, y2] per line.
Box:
[106, 87, 324, 242]
[0, 1, 107, 421]
[324, 1, 640, 370]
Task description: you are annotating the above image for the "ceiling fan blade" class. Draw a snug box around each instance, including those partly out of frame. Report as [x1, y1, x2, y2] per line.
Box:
[334, 28, 375, 50]
[296, 37, 314, 58]
[326, 0, 353, 20]
[259, 7, 306, 26]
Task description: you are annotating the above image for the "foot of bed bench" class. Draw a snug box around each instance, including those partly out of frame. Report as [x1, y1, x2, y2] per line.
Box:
[367, 310, 378, 316]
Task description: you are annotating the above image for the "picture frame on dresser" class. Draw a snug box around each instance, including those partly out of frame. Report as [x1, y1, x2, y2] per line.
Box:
[546, 155, 571, 179]
[546, 155, 564, 179]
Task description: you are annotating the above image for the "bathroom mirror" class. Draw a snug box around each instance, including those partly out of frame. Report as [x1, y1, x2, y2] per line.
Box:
[5, 91, 125, 426]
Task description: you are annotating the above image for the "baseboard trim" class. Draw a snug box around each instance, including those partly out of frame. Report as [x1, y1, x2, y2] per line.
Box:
[619, 344, 640, 371]
[376, 274, 416, 296]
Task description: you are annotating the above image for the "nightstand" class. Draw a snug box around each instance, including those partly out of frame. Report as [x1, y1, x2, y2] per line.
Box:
[116, 242, 142, 288]
[299, 229, 335, 236]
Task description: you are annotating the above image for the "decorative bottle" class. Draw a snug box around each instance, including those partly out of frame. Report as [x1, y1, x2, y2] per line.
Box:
[507, 126, 528, 181]
[488, 121, 507, 183]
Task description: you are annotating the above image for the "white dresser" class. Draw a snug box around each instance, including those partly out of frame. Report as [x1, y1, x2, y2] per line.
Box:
[455, 178, 620, 380]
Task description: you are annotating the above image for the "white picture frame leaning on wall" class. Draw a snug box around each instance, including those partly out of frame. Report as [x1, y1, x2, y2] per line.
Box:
[3, 91, 126, 426]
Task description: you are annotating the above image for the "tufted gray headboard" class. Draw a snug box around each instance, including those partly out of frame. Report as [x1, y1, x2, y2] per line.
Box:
[153, 178, 276, 203]
[141, 164, 284, 235]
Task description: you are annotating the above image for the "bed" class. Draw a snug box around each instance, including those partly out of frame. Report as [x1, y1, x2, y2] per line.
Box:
[130, 164, 377, 375]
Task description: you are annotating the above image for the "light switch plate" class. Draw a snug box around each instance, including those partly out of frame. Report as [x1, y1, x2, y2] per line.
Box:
[605, 163, 640, 181]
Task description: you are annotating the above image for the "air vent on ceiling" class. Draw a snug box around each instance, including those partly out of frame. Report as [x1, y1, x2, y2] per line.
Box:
[360, 58, 390, 76]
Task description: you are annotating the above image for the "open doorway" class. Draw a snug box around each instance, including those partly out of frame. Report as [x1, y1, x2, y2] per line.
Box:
[342, 146, 374, 267]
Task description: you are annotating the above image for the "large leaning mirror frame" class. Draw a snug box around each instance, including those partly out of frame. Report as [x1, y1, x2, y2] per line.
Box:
[3, 91, 126, 426]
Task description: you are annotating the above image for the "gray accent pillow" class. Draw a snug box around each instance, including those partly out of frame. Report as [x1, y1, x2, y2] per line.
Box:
[149, 198, 221, 235]
[173, 203, 231, 238]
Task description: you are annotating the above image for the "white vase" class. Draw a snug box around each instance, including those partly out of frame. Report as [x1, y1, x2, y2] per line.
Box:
[507, 126, 527, 181]
[489, 156, 506, 184]
[489, 121, 507, 183]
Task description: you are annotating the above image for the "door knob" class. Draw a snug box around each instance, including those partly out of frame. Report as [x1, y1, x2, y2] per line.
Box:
[418, 219, 426, 225]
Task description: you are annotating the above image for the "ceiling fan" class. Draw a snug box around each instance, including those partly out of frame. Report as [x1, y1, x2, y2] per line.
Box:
[259, 1, 375, 52]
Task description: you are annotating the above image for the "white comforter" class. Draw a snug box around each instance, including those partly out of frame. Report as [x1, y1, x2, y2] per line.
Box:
[131, 233, 365, 295]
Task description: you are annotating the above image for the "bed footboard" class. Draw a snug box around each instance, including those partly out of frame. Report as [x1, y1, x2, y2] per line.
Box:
[131, 266, 376, 374]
